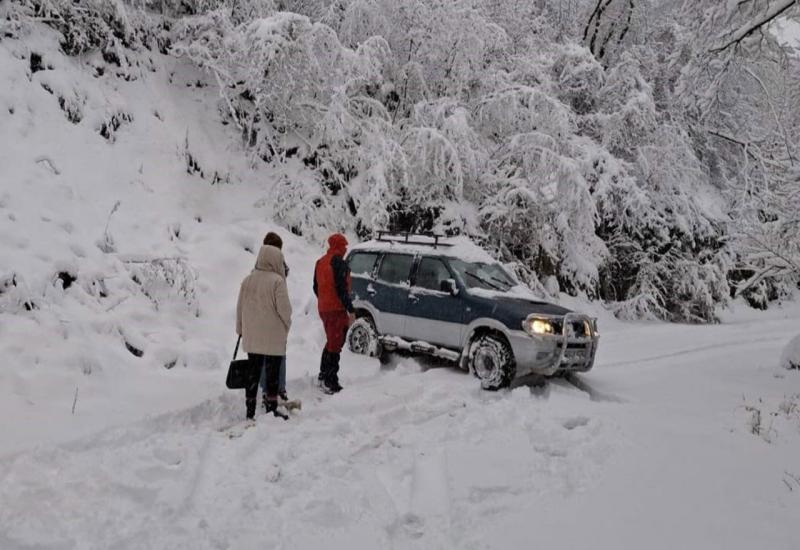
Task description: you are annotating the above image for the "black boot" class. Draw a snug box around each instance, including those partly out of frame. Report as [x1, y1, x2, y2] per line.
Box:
[319, 350, 336, 394]
[328, 352, 343, 392]
[318, 350, 330, 382]
[245, 398, 257, 420]
[264, 398, 289, 420]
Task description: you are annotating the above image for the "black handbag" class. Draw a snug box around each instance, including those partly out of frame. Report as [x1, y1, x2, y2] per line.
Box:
[225, 336, 259, 389]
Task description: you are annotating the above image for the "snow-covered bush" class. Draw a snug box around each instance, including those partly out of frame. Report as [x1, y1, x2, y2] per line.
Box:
[739, 393, 800, 444]
[401, 128, 462, 204]
[125, 258, 200, 316]
[781, 335, 800, 371]
[311, 93, 406, 234]
[411, 99, 485, 195]
[0, 272, 37, 314]
[7, 0, 172, 80]
[479, 130, 606, 294]
[331, 0, 388, 48]
[342, 0, 506, 98]
[551, 43, 605, 116]
[626, 127, 728, 321]
[10, 0, 134, 54]
[174, 12, 345, 148]
[174, 10, 407, 236]
[35, 70, 86, 123]
[728, 214, 800, 309]
[475, 85, 572, 143]
[594, 55, 658, 160]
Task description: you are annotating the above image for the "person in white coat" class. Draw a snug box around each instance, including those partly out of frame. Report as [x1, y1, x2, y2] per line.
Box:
[236, 244, 292, 419]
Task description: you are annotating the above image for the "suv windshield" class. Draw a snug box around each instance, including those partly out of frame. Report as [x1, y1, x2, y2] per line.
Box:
[448, 259, 516, 292]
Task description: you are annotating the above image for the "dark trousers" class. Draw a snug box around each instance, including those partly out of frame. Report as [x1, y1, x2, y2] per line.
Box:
[247, 354, 282, 403]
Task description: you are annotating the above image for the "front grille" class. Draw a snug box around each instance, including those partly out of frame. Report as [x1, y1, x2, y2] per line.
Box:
[551, 319, 592, 338]
[559, 340, 595, 370]
[569, 320, 591, 338]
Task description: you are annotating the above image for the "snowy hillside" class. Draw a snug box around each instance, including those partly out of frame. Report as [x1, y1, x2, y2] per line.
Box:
[0, 23, 318, 449]
[2, 4, 800, 550]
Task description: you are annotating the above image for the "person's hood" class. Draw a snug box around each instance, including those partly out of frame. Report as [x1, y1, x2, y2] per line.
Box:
[255, 245, 285, 276]
[327, 233, 348, 256]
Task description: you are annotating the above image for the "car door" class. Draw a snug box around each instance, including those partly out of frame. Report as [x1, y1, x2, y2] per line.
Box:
[403, 256, 465, 348]
[347, 250, 380, 305]
[370, 252, 416, 337]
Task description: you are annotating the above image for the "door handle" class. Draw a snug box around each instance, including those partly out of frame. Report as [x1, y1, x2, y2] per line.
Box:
[366, 284, 377, 296]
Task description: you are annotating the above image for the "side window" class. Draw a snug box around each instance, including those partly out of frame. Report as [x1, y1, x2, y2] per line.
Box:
[348, 252, 378, 277]
[377, 254, 415, 285]
[414, 257, 451, 291]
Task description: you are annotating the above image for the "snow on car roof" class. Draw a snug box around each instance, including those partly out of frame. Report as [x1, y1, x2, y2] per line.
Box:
[350, 235, 497, 263]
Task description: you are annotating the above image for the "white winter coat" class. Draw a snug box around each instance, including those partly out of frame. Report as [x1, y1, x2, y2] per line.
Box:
[236, 245, 292, 355]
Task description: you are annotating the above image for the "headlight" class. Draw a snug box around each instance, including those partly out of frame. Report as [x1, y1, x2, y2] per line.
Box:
[523, 317, 554, 336]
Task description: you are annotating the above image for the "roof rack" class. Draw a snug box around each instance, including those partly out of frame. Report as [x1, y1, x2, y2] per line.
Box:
[375, 230, 454, 249]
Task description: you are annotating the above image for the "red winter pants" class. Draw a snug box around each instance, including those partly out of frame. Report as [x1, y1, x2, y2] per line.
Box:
[320, 310, 349, 353]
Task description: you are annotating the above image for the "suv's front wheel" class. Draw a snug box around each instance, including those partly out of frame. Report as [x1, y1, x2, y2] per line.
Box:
[468, 334, 516, 390]
[348, 315, 384, 358]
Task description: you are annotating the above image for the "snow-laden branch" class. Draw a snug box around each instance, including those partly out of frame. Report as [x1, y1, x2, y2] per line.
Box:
[710, 0, 798, 53]
[741, 66, 796, 165]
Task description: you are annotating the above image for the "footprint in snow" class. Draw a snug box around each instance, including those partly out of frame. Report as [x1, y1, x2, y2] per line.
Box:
[265, 463, 281, 483]
[562, 416, 591, 430]
[399, 513, 425, 539]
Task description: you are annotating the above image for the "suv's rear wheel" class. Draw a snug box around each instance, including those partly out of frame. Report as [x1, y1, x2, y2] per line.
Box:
[348, 315, 384, 358]
[468, 334, 516, 390]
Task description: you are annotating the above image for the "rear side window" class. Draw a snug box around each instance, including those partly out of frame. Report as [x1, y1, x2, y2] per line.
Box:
[414, 257, 451, 291]
[348, 252, 378, 277]
[377, 254, 415, 285]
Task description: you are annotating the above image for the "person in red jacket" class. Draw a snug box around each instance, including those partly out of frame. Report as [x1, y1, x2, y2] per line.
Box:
[313, 233, 355, 393]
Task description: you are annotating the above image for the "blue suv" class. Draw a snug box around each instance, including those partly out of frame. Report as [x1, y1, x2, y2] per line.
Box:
[345, 233, 599, 390]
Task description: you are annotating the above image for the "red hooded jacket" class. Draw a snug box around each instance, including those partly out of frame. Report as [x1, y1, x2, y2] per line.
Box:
[314, 233, 353, 313]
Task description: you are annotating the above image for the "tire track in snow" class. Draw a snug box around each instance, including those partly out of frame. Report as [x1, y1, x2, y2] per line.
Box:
[561, 374, 625, 403]
[407, 448, 454, 548]
[595, 335, 786, 369]
[0, 353, 616, 549]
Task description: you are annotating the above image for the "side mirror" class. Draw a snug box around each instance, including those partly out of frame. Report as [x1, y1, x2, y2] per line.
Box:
[440, 278, 459, 296]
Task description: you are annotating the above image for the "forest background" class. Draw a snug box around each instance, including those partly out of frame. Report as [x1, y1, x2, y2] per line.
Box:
[5, 0, 800, 323]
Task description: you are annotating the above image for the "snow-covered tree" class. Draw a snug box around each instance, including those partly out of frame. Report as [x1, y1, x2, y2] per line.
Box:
[22, 0, 799, 320]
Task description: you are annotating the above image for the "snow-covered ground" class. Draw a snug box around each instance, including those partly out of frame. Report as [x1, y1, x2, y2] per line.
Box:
[2, 24, 800, 550]
[2, 305, 799, 550]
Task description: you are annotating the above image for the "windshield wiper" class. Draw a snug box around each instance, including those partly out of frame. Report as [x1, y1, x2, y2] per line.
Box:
[487, 274, 513, 289]
[465, 271, 505, 291]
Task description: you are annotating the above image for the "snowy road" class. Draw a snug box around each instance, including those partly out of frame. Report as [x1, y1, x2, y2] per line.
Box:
[2, 308, 799, 550]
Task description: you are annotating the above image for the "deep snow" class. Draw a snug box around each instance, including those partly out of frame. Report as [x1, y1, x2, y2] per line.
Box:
[1, 23, 800, 550]
[2, 306, 799, 550]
